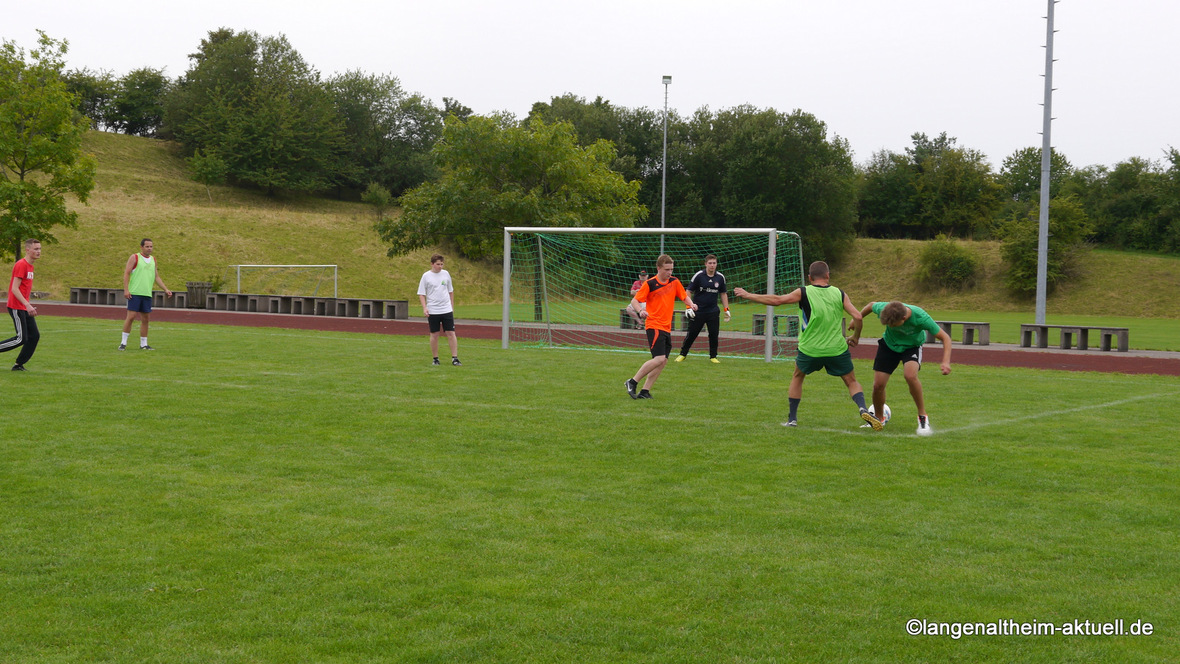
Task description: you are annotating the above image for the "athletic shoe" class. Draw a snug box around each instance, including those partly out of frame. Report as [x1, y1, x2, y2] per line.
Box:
[140, 345, 155, 351]
[118, 344, 126, 351]
[674, 355, 685, 362]
[452, 357, 462, 366]
[860, 411, 891, 428]
[917, 415, 933, 436]
[637, 390, 653, 399]
[782, 419, 798, 427]
[860, 408, 883, 431]
[432, 358, 441, 366]
[11, 364, 27, 371]
[625, 378, 639, 399]
[710, 357, 721, 364]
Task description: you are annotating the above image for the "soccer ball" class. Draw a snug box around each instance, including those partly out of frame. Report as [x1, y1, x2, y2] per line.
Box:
[868, 403, 891, 424]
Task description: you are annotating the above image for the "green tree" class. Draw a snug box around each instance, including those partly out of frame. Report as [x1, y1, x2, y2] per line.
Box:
[680, 105, 858, 261]
[361, 181, 392, 222]
[528, 94, 663, 198]
[110, 67, 169, 136]
[442, 97, 473, 122]
[858, 132, 1002, 239]
[163, 29, 345, 195]
[998, 146, 1074, 204]
[187, 148, 227, 203]
[379, 116, 645, 259]
[0, 32, 97, 259]
[62, 67, 116, 130]
[999, 195, 1092, 296]
[327, 71, 442, 197]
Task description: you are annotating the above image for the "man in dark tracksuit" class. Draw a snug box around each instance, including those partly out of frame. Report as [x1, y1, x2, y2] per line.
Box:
[675, 254, 730, 363]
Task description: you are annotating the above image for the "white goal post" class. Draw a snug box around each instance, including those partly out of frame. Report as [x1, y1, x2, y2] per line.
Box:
[501, 227, 804, 362]
[229, 264, 339, 298]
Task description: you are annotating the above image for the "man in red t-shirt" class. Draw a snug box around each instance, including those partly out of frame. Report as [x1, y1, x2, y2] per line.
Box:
[2, 239, 43, 371]
[624, 270, 648, 325]
[624, 255, 696, 399]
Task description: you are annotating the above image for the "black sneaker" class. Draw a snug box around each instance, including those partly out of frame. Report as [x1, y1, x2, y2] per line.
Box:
[452, 357, 462, 366]
[625, 378, 639, 399]
[11, 364, 27, 371]
[140, 345, 155, 351]
[118, 344, 126, 351]
[637, 390, 653, 399]
[432, 358, 441, 366]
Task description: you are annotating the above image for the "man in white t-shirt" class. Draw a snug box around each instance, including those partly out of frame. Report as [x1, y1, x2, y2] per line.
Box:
[417, 253, 461, 366]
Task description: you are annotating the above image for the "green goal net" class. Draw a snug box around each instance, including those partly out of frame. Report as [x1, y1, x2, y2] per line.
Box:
[502, 228, 805, 360]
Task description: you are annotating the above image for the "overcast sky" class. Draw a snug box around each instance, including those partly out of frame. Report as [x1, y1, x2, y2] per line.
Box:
[8, 0, 1179, 170]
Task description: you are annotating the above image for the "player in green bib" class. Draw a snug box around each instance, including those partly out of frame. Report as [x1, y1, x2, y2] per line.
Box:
[735, 261, 882, 430]
[852, 301, 952, 435]
[120, 238, 173, 350]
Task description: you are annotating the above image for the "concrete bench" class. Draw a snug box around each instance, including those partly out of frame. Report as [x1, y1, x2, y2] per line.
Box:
[333, 298, 383, 318]
[619, 308, 644, 330]
[617, 308, 693, 331]
[152, 291, 186, 308]
[70, 287, 106, 305]
[1020, 324, 1130, 352]
[381, 300, 409, 320]
[926, 320, 990, 346]
[207, 292, 252, 311]
[752, 313, 801, 337]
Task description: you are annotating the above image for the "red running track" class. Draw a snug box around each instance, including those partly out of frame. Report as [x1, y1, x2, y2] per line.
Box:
[39, 302, 1180, 376]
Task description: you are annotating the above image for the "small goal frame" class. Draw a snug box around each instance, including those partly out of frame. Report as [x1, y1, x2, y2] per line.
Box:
[229, 264, 339, 298]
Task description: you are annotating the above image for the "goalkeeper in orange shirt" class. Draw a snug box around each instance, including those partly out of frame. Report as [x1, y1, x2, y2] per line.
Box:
[625, 254, 697, 399]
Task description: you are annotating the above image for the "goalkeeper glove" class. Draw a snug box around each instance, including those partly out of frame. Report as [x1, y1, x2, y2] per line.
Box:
[723, 307, 731, 322]
[685, 307, 695, 319]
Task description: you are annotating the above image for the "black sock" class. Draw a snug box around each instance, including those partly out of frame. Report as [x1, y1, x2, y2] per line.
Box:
[852, 391, 867, 411]
[788, 398, 800, 420]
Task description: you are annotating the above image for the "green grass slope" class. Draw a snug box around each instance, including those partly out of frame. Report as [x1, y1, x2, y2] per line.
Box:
[43, 132, 503, 303]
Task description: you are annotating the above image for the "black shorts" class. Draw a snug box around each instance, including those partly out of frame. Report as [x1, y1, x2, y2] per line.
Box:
[428, 312, 455, 333]
[795, 349, 855, 377]
[126, 294, 153, 313]
[873, 338, 922, 374]
[645, 328, 672, 358]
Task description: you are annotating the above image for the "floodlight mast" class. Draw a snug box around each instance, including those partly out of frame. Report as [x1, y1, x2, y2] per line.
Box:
[660, 75, 672, 255]
[1035, 0, 1058, 325]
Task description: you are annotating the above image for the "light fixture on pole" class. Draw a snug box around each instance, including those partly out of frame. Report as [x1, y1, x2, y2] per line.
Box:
[660, 75, 671, 254]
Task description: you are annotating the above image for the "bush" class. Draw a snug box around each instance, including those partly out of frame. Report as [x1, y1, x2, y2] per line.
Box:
[999, 196, 1092, 296]
[916, 235, 979, 290]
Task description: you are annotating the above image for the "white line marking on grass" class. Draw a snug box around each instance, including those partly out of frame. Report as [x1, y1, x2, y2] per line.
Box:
[777, 392, 1170, 437]
[936, 392, 1170, 434]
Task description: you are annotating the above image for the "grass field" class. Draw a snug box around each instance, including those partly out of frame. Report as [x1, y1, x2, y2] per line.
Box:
[2, 317, 1176, 662]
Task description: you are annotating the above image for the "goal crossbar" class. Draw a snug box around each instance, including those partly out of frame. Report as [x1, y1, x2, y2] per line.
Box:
[502, 227, 796, 361]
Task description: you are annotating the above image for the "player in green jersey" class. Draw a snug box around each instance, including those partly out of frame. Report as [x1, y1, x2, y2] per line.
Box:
[853, 301, 952, 435]
[735, 261, 881, 430]
[120, 239, 172, 350]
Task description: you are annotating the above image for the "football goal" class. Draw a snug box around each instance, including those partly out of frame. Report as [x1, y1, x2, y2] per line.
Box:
[501, 228, 804, 361]
[227, 264, 338, 297]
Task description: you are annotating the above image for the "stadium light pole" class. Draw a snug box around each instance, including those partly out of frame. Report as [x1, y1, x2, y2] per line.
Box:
[660, 75, 671, 255]
[1035, 0, 1058, 325]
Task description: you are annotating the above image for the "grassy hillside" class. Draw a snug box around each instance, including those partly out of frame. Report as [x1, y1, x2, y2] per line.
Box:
[36, 132, 1180, 324]
[42, 132, 503, 303]
[831, 239, 1180, 319]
